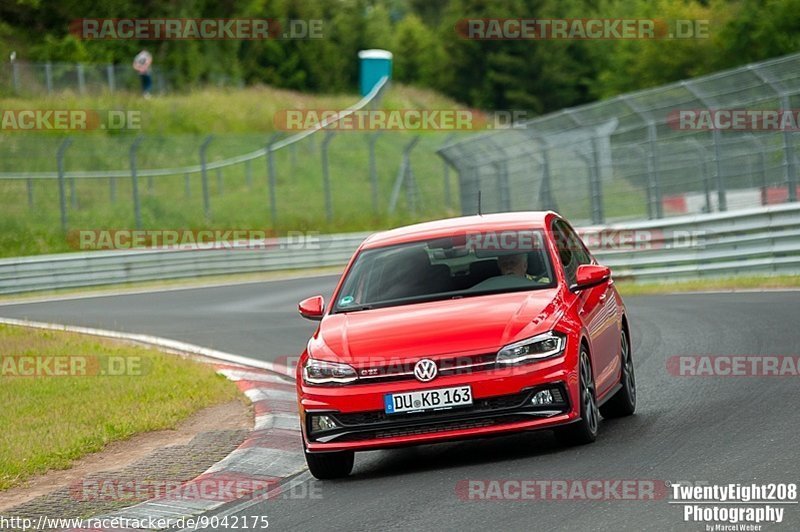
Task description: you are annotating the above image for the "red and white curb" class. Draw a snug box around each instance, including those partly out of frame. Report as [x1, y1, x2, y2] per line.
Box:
[0, 317, 304, 531]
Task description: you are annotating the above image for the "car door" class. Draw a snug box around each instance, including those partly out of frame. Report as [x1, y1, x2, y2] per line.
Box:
[552, 220, 620, 397]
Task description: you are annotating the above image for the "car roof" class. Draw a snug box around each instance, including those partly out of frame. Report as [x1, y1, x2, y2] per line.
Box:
[361, 211, 558, 249]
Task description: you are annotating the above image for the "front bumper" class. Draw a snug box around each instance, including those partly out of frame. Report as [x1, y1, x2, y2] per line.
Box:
[299, 355, 580, 453]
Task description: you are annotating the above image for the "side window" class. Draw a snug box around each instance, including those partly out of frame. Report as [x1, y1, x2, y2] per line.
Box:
[552, 220, 592, 285]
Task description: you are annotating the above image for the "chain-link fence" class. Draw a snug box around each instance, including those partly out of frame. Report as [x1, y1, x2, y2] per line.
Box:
[0, 78, 472, 257]
[439, 52, 800, 226]
[1, 60, 243, 96]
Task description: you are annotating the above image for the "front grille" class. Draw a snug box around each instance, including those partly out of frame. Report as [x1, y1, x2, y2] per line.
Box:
[355, 353, 497, 384]
[334, 389, 534, 426]
[308, 384, 570, 444]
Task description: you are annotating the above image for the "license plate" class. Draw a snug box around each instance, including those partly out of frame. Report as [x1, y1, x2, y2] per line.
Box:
[384, 385, 473, 414]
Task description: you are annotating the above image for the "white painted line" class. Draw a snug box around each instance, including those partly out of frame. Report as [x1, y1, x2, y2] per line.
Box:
[244, 388, 297, 403]
[0, 317, 295, 379]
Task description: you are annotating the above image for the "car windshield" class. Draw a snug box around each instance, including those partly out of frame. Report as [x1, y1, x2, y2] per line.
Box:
[332, 229, 555, 313]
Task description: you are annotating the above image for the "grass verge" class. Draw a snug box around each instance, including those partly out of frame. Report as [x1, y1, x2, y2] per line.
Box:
[616, 275, 800, 296]
[0, 324, 244, 491]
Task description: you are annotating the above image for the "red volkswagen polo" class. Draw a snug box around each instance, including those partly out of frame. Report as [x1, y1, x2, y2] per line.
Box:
[296, 212, 636, 479]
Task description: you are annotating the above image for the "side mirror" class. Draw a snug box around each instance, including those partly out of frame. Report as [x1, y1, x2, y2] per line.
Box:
[298, 295, 325, 321]
[574, 264, 611, 290]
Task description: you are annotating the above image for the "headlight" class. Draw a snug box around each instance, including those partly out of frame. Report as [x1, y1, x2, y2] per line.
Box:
[496, 331, 567, 365]
[302, 358, 358, 385]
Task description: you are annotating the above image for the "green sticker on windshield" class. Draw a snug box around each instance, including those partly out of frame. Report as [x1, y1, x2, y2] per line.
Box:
[339, 295, 355, 306]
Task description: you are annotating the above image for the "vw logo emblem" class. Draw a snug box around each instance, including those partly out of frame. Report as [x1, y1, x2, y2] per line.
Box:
[413, 359, 438, 382]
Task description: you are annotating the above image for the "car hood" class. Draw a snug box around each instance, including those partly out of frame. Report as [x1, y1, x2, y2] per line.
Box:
[314, 288, 563, 365]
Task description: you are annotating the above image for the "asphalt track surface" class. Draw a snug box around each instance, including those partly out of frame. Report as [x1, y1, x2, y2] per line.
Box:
[1, 280, 798, 531]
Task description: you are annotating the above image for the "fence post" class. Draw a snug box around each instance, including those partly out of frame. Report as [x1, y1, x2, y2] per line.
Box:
[130, 136, 144, 230]
[440, 134, 454, 209]
[200, 135, 213, 220]
[69, 172, 77, 210]
[389, 136, 420, 214]
[56, 138, 72, 233]
[106, 64, 115, 93]
[11, 59, 19, 94]
[266, 133, 282, 228]
[321, 131, 335, 223]
[494, 160, 511, 212]
[368, 133, 381, 214]
[589, 136, 605, 224]
[245, 159, 252, 189]
[646, 122, 663, 219]
[77, 63, 86, 95]
[781, 94, 797, 202]
[45, 62, 53, 94]
[27, 178, 34, 210]
[712, 129, 727, 212]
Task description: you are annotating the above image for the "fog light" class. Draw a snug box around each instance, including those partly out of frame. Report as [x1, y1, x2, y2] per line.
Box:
[311, 415, 339, 432]
[531, 390, 554, 406]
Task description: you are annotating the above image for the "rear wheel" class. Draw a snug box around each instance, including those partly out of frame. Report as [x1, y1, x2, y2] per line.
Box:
[305, 449, 354, 479]
[556, 348, 599, 446]
[599, 328, 637, 418]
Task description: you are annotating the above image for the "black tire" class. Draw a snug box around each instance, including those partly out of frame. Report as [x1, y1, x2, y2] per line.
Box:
[599, 328, 637, 419]
[305, 449, 354, 479]
[555, 348, 599, 446]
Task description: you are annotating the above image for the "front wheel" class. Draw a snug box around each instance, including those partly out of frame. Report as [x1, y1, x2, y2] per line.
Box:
[305, 449, 354, 479]
[555, 348, 599, 446]
[599, 328, 637, 418]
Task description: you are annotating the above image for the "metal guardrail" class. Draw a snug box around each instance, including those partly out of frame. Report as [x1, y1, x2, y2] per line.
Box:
[0, 205, 798, 295]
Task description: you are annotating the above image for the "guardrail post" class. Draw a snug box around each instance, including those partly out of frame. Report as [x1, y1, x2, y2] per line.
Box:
[199, 135, 213, 220]
[45, 62, 53, 94]
[106, 64, 115, 93]
[266, 132, 282, 228]
[368, 133, 381, 214]
[56, 138, 72, 233]
[130, 135, 144, 230]
[321, 131, 335, 223]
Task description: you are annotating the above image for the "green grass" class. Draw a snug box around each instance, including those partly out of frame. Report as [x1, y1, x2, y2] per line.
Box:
[0, 84, 469, 257]
[616, 274, 800, 296]
[0, 324, 244, 491]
